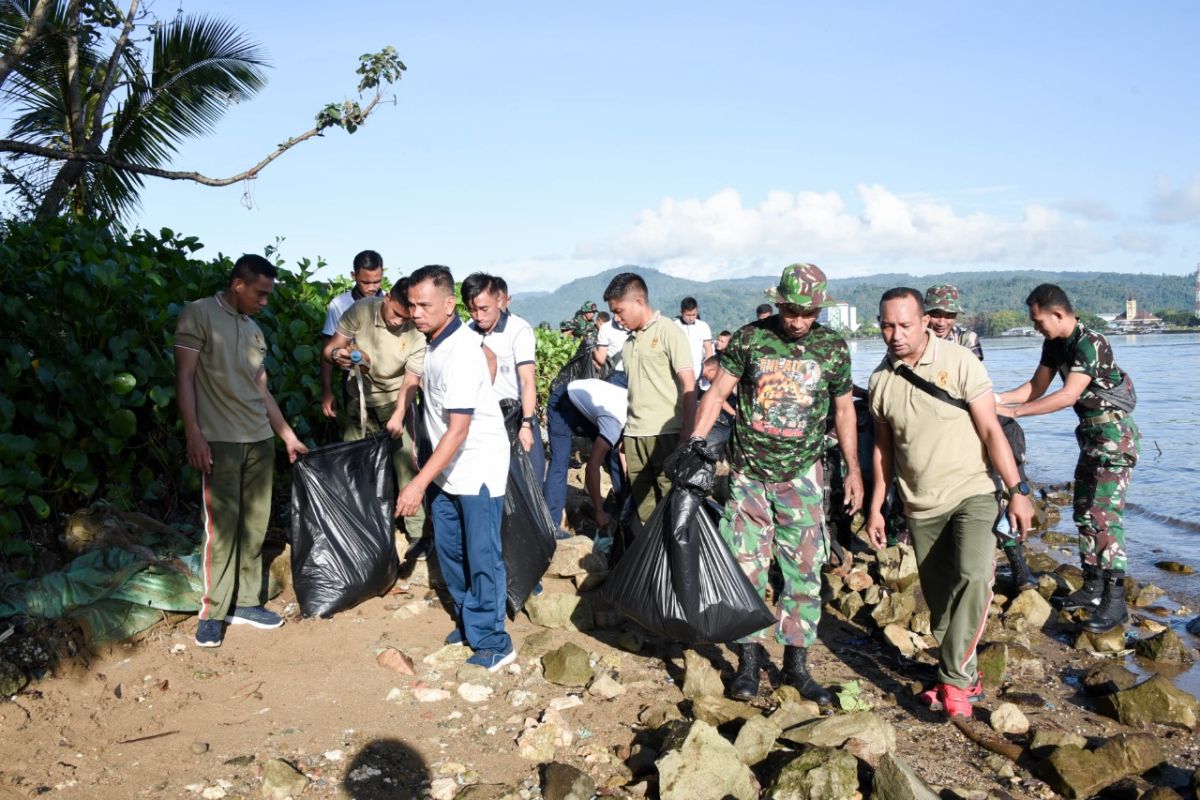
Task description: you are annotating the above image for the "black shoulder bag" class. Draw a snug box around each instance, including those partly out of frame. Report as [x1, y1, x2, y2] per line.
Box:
[893, 363, 969, 411]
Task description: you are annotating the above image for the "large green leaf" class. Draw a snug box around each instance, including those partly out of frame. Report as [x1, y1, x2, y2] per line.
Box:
[111, 372, 137, 395]
[110, 408, 138, 438]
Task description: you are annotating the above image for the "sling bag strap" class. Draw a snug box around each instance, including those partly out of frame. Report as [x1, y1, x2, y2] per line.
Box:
[893, 362, 970, 412]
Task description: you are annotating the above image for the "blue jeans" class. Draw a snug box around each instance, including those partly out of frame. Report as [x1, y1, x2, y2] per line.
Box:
[428, 483, 510, 652]
[544, 381, 625, 527]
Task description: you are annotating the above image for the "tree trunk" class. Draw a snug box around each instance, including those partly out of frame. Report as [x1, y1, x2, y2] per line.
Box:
[0, 0, 55, 92]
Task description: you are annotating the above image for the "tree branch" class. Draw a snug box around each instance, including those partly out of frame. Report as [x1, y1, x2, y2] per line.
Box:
[89, 0, 140, 147]
[0, 0, 55, 92]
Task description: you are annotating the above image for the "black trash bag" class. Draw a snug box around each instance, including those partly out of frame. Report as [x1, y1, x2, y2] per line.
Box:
[601, 485, 774, 644]
[548, 337, 611, 396]
[663, 438, 719, 496]
[290, 433, 400, 618]
[498, 399, 557, 617]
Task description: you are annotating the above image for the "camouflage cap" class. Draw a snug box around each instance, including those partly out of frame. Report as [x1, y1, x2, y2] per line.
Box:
[578, 301, 598, 314]
[765, 263, 835, 308]
[924, 283, 964, 314]
[559, 319, 573, 331]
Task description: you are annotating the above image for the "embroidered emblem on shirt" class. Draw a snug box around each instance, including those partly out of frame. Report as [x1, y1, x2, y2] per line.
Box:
[651, 337, 659, 350]
[937, 370, 949, 388]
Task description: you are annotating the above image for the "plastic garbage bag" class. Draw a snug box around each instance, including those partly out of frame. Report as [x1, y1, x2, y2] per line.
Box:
[601, 485, 774, 644]
[290, 433, 400, 617]
[548, 338, 611, 396]
[498, 400, 556, 616]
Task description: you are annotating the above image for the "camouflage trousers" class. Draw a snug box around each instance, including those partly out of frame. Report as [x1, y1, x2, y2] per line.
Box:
[718, 463, 828, 647]
[1073, 416, 1140, 572]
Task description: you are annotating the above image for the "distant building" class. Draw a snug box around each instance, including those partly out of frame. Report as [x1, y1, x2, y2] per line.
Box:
[818, 302, 859, 332]
[1110, 295, 1164, 333]
[1000, 326, 1037, 337]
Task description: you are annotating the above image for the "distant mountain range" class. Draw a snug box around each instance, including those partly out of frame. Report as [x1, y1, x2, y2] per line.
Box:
[509, 267, 1197, 333]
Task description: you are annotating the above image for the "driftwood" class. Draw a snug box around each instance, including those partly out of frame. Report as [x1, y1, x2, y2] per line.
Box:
[951, 717, 1023, 762]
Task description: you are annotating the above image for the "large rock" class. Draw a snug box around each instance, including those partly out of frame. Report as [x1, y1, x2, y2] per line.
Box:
[1029, 728, 1087, 757]
[871, 587, 917, 628]
[1006, 589, 1052, 629]
[875, 544, 919, 591]
[656, 720, 758, 800]
[1097, 675, 1200, 730]
[882, 623, 922, 657]
[770, 698, 821, 730]
[976, 642, 1008, 690]
[767, 747, 859, 800]
[691, 695, 761, 728]
[260, 758, 310, 800]
[837, 591, 864, 620]
[989, 702, 1030, 735]
[733, 715, 781, 766]
[780, 711, 896, 759]
[871, 752, 940, 800]
[844, 569, 875, 592]
[1038, 746, 1125, 799]
[681, 650, 725, 700]
[1074, 625, 1128, 654]
[639, 702, 684, 729]
[1005, 642, 1046, 681]
[524, 593, 594, 631]
[1094, 733, 1165, 775]
[542, 643, 593, 687]
[541, 762, 595, 800]
[1083, 662, 1139, 695]
[546, 535, 606, 577]
[1133, 629, 1195, 664]
[0, 660, 27, 697]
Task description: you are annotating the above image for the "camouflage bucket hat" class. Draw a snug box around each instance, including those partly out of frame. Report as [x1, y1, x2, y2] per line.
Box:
[578, 301, 598, 314]
[765, 263, 835, 308]
[924, 283, 964, 314]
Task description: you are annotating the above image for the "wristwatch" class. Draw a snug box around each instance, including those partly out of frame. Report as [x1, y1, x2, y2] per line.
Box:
[1005, 481, 1031, 499]
[521, 415, 534, 428]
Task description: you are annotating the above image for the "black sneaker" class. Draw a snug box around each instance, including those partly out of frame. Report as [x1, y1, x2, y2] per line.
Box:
[225, 606, 283, 629]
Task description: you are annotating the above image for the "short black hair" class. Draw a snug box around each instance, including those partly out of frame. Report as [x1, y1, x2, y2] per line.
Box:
[389, 277, 410, 307]
[603, 272, 648, 302]
[230, 254, 277, 286]
[460, 272, 502, 307]
[494, 275, 509, 296]
[680, 296, 698, 312]
[1026, 283, 1073, 314]
[352, 250, 383, 272]
[718, 330, 731, 337]
[595, 311, 610, 324]
[755, 303, 772, 316]
[879, 287, 924, 309]
[409, 264, 455, 295]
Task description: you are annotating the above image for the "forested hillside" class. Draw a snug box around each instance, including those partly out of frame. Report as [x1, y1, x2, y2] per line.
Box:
[510, 267, 1197, 333]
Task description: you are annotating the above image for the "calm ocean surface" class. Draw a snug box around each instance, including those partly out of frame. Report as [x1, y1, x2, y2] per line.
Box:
[847, 332, 1200, 606]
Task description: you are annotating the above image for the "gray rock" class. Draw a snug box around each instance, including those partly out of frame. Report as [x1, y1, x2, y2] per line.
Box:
[518, 629, 559, 658]
[1083, 662, 1139, 696]
[1037, 746, 1123, 800]
[1006, 589, 1052, 629]
[871, 752, 940, 800]
[875, 544, 920, 591]
[524, 593, 594, 631]
[733, 715, 781, 766]
[587, 672, 626, 700]
[656, 720, 758, 800]
[1097, 675, 1199, 730]
[1133, 629, 1195, 664]
[260, 758, 310, 800]
[541, 762, 595, 800]
[691, 694, 761, 728]
[542, 642, 593, 687]
[0, 660, 28, 697]
[639, 701, 684, 729]
[837, 591, 864, 620]
[681, 650, 725, 700]
[882, 623, 921, 657]
[546, 535, 606, 578]
[908, 609, 932, 636]
[1075, 625, 1128, 654]
[191, 741, 210, 755]
[844, 569, 874, 592]
[1028, 728, 1088, 757]
[871, 586, 917, 628]
[1094, 733, 1165, 776]
[976, 642, 1008, 690]
[767, 747, 859, 800]
[781, 711, 896, 759]
[769, 699, 821, 730]
[989, 702, 1030, 735]
[1004, 642, 1045, 681]
[1129, 582, 1166, 608]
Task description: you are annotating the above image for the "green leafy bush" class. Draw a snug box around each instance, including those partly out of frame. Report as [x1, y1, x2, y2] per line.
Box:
[534, 328, 576, 406]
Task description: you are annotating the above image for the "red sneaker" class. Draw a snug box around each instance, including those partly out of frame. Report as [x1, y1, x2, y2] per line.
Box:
[919, 678, 983, 712]
[939, 683, 978, 718]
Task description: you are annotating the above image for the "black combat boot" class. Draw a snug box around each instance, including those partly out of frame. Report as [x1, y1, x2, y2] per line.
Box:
[782, 646, 833, 707]
[1081, 571, 1129, 633]
[728, 643, 763, 701]
[1004, 542, 1037, 591]
[1058, 563, 1103, 610]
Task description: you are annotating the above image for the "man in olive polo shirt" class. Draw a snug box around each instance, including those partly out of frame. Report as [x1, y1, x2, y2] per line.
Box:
[867, 287, 1033, 718]
[174, 254, 309, 648]
[602, 272, 696, 526]
[322, 278, 427, 544]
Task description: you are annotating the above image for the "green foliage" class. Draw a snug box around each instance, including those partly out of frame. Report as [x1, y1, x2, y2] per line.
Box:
[534, 328, 576, 407]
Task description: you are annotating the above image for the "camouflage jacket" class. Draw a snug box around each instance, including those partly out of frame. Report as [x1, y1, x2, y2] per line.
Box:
[720, 318, 852, 482]
[1039, 321, 1132, 420]
[938, 325, 984, 361]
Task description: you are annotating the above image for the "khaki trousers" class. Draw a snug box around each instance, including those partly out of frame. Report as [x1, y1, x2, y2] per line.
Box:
[343, 400, 427, 540]
[625, 433, 678, 527]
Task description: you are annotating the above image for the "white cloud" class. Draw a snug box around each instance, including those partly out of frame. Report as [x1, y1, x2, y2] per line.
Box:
[1057, 198, 1117, 221]
[1151, 172, 1200, 223]
[576, 184, 1128, 281]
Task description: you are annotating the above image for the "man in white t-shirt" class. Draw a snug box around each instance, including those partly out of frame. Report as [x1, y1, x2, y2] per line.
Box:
[399, 265, 514, 672]
[566, 378, 628, 530]
[593, 316, 630, 381]
[463, 272, 544, 481]
[320, 250, 386, 418]
[674, 296, 714, 380]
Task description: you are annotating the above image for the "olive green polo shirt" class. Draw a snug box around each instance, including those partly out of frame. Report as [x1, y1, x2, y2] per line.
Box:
[868, 331, 996, 519]
[336, 297, 426, 408]
[174, 294, 273, 443]
[623, 312, 694, 437]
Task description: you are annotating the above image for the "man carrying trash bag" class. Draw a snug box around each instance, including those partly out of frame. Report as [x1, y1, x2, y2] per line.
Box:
[687, 263, 863, 705]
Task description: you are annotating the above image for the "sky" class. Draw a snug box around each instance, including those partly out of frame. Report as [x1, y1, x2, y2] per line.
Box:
[125, 1, 1200, 291]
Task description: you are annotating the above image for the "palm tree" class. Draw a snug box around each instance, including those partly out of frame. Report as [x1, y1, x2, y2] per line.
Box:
[0, 1, 269, 222]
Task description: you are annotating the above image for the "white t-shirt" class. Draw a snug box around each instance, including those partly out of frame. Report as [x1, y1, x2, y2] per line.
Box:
[566, 379, 628, 447]
[596, 320, 630, 372]
[674, 316, 713, 377]
[421, 317, 510, 496]
[322, 289, 384, 336]
[469, 312, 535, 402]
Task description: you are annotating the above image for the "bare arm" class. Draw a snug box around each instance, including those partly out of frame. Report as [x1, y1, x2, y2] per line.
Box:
[997, 363, 1055, 406]
[689, 368, 738, 441]
[585, 437, 613, 528]
[832, 391, 862, 515]
[703, 339, 714, 360]
[174, 346, 211, 474]
[256, 368, 308, 462]
[592, 345, 608, 369]
[385, 370, 422, 439]
[395, 411, 471, 517]
[866, 418, 894, 549]
[999, 370, 1089, 420]
[968, 391, 1034, 536]
[517, 362, 537, 452]
[677, 368, 697, 440]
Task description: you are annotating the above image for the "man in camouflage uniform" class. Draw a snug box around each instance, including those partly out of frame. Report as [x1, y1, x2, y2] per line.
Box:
[926, 283, 1037, 591]
[996, 284, 1139, 633]
[571, 301, 599, 340]
[689, 264, 863, 705]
